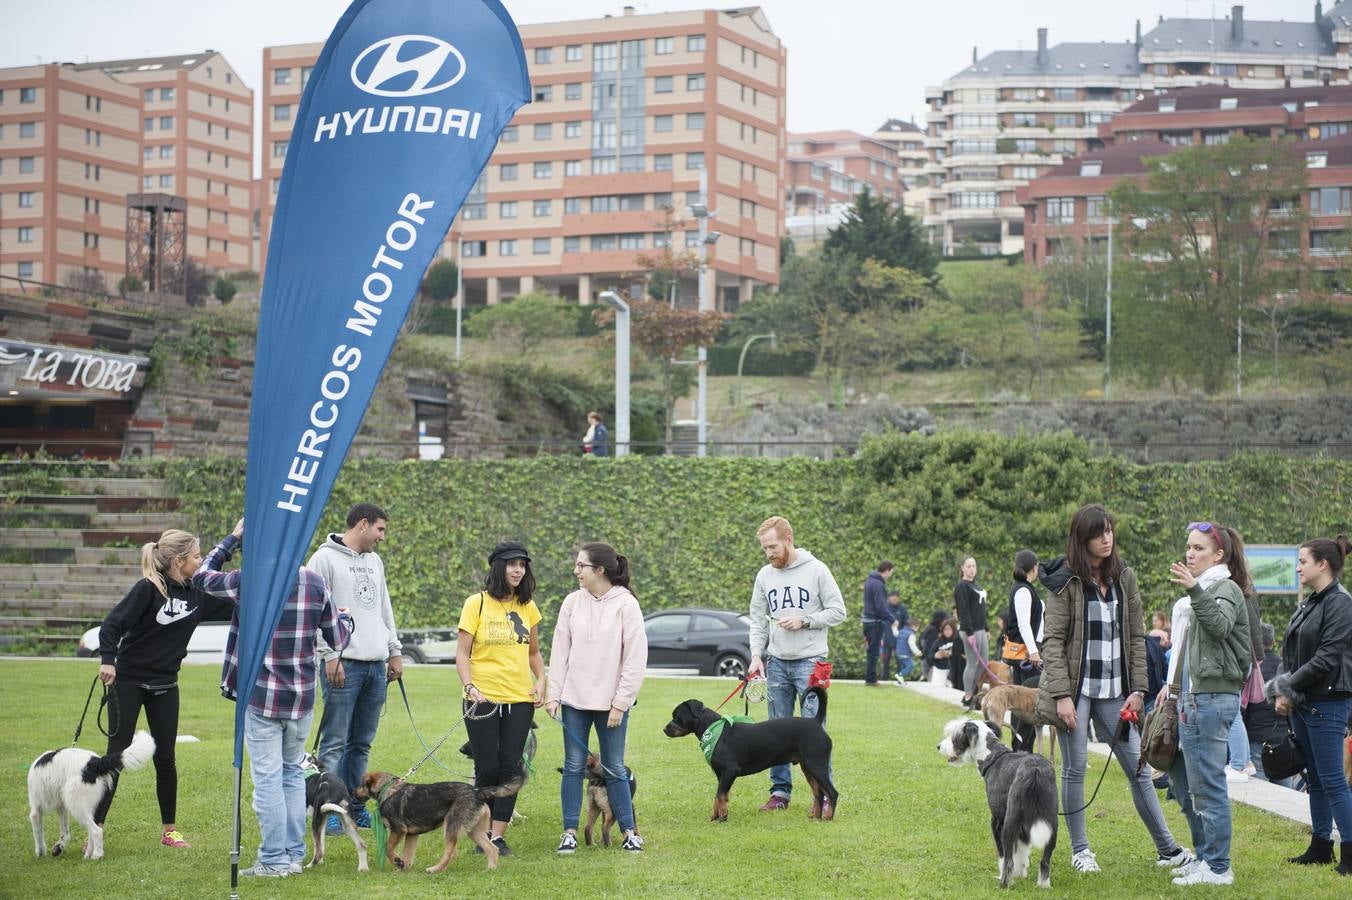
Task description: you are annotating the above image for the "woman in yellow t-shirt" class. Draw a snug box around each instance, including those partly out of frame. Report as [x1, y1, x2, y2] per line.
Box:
[456, 541, 545, 856]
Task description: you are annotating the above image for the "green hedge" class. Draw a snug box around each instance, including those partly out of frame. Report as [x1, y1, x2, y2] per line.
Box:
[706, 344, 816, 377]
[30, 433, 1343, 679]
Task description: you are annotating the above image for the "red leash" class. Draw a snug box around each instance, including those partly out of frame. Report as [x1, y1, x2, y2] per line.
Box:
[966, 633, 1009, 686]
[714, 675, 752, 711]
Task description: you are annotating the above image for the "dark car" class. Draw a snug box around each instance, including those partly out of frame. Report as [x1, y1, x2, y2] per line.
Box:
[643, 607, 751, 678]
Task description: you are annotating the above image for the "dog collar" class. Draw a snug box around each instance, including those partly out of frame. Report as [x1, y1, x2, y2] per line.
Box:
[699, 715, 755, 764]
[375, 777, 402, 805]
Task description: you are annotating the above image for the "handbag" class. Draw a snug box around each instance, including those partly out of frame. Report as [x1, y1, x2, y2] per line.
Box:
[1138, 636, 1185, 775]
[1261, 727, 1305, 780]
[1240, 658, 1264, 709]
[1000, 633, 1029, 663]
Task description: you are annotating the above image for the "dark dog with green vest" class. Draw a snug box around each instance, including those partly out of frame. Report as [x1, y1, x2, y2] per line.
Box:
[663, 684, 836, 821]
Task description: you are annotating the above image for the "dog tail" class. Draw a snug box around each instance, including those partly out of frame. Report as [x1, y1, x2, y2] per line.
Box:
[1011, 763, 1057, 850]
[86, 730, 156, 780]
[806, 684, 828, 725]
[475, 772, 527, 802]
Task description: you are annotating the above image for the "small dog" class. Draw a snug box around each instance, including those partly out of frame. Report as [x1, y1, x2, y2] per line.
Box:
[938, 718, 1057, 889]
[981, 683, 1056, 765]
[664, 684, 837, 821]
[355, 771, 525, 872]
[556, 753, 640, 847]
[28, 731, 155, 860]
[302, 753, 368, 871]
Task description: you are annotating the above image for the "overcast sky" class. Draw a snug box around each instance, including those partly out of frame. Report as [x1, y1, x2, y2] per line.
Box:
[1, 0, 1313, 168]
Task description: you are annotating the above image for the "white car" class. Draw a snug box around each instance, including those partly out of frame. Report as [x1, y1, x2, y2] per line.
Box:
[77, 621, 231, 663]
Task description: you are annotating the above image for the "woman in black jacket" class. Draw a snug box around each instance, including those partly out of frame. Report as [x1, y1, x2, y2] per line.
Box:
[97, 523, 240, 848]
[1270, 534, 1352, 875]
[953, 556, 988, 709]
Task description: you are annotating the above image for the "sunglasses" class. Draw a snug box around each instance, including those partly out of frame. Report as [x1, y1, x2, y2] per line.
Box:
[1187, 521, 1227, 553]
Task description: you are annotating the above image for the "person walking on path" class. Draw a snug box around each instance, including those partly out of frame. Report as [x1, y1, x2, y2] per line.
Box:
[953, 556, 988, 709]
[861, 561, 896, 685]
[457, 540, 545, 856]
[309, 503, 402, 833]
[97, 527, 238, 849]
[746, 516, 846, 812]
[1269, 534, 1352, 876]
[582, 411, 609, 456]
[1035, 504, 1192, 876]
[547, 541, 647, 854]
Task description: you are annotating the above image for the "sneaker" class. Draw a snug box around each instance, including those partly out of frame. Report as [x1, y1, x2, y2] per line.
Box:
[325, 813, 342, 836]
[1241, 762, 1258, 777]
[1172, 858, 1206, 879]
[894, 673, 906, 684]
[758, 795, 789, 812]
[240, 863, 290, 878]
[1173, 866, 1234, 885]
[620, 831, 644, 852]
[1157, 846, 1194, 868]
[287, 861, 303, 875]
[475, 835, 511, 856]
[1071, 849, 1101, 873]
[353, 806, 372, 829]
[556, 831, 578, 855]
[160, 829, 191, 849]
[1224, 767, 1250, 783]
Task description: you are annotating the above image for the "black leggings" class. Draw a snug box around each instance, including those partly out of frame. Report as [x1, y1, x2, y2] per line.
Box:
[104, 679, 180, 825]
[463, 701, 534, 824]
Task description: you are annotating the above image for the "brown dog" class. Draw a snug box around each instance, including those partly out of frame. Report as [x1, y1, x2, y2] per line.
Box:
[582, 753, 639, 847]
[354, 771, 524, 872]
[981, 683, 1056, 765]
[974, 659, 1014, 695]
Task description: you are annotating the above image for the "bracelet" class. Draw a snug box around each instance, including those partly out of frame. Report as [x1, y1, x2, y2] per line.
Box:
[463, 683, 477, 697]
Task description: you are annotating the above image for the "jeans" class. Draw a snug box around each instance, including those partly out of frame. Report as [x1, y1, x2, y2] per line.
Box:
[464, 701, 534, 823]
[766, 655, 829, 799]
[317, 659, 387, 797]
[559, 705, 635, 833]
[244, 708, 312, 868]
[1226, 712, 1249, 771]
[1171, 692, 1239, 873]
[896, 652, 916, 680]
[1290, 697, 1352, 842]
[863, 621, 889, 683]
[1057, 694, 1178, 855]
[958, 629, 988, 696]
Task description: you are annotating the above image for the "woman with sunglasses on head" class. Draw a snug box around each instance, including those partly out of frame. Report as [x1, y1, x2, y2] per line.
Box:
[546, 542, 647, 855]
[1036, 504, 1191, 875]
[1159, 522, 1252, 887]
[456, 540, 546, 857]
[1269, 535, 1352, 876]
[96, 522, 242, 849]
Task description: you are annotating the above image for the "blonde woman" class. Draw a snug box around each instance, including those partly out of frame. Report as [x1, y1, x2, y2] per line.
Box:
[96, 521, 241, 848]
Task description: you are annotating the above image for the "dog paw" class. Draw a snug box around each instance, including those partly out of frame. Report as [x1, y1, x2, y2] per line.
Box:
[358, 862, 369, 872]
[393, 856, 406, 870]
[49, 843, 61, 857]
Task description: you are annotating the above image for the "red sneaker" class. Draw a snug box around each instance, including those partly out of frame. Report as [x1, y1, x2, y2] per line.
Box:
[758, 795, 789, 812]
[161, 829, 191, 848]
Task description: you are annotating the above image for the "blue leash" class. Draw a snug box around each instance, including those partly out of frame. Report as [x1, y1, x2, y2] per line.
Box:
[551, 713, 630, 781]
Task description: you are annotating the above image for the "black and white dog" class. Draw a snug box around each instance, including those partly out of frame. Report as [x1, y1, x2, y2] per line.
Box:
[28, 730, 155, 860]
[938, 719, 1057, 889]
[302, 752, 368, 871]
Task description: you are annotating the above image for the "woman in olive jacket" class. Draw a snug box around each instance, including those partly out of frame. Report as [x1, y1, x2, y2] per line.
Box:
[1269, 534, 1352, 875]
[1035, 504, 1189, 875]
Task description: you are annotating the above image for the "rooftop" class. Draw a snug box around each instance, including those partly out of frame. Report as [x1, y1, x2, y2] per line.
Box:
[954, 42, 1141, 81]
[1141, 15, 1332, 57]
[73, 51, 216, 74]
[1121, 83, 1352, 114]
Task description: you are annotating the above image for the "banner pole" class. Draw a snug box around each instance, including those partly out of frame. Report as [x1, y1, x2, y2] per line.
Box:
[230, 765, 242, 899]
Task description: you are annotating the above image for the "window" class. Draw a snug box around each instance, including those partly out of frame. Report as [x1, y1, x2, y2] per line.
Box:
[951, 191, 997, 208]
[1011, 112, 1037, 128]
[1203, 131, 1230, 146]
[499, 201, 518, 218]
[144, 88, 155, 102]
[533, 199, 552, 216]
[593, 194, 619, 212]
[462, 240, 486, 258]
[160, 87, 174, 101]
[1086, 195, 1107, 221]
[18, 192, 34, 208]
[18, 226, 33, 242]
[1311, 187, 1352, 215]
[957, 113, 999, 129]
[1053, 87, 1077, 101]
[1311, 230, 1347, 254]
[534, 85, 552, 102]
[533, 161, 552, 179]
[1308, 152, 1329, 169]
[1319, 123, 1352, 140]
[532, 123, 552, 141]
[159, 145, 174, 159]
[144, 146, 154, 161]
[593, 42, 617, 72]
[144, 175, 154, 190]
[620, 234, 644, 249]
[591, 234, 617, 250]
[144, 117, 154, 132]
[565, 44, 583, 61]
[500, 163, 518, 181]
[654, 153, 673, 171]
[1079, 161, 1101, 176]
[500, 126, 518, 142]
[685, 232, 702, 248]
[462, 203, 486, 220]
[654, 75, 673, 93]
[17, 122, 34, 140]
[534, 47, 553, 64]
[564, 235, 581, 252]
[1012, 88, 1035, 101]
[1163, 132, 1193, 147]
[564, 160, 581, 176]
[687, 74, 705, 91]
[565, 121, 582, 138]
[225, 72, 232, 83]
[158, 115, 173, 130]
[687, 34, 706, 52]
[1214, 64, 1237, 77]
[1012, 165, 1039, 179]
[1086, 111, 1112, 125]
[84, 232, 98, 249]
[564, 197, 581, 214]
[159, 174, 173, 188]
[655, 37, 673, 55]
[687, 113, 704, 130]
[653, 232, 671, 248]
[273, 140, 288, 157]
[565, 82, 582, 100]
[654, 114, 673, 132]
[533, 237, 551, 254]
[17, 261, 33, 277]
[273, 104, 290, 121]
[1052, 139, 1076, 154]
[686, 151, 705, 170]
[274, 68, 291, 85]
[499, 239, 517, 256]
[1219, 97, 1238, 110]
[1054, 114, 1079, 127]
[20, 87, 36, 103]
[592, 157, 617, 174]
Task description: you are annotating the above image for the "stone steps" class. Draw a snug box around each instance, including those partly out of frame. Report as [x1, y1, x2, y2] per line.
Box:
[0, 563, 141, 582]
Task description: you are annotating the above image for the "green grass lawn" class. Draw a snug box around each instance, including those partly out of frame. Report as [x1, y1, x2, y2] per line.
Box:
[3, 660, 1339, 898]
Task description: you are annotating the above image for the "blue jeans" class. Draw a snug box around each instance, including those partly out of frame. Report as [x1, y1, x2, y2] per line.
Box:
[896, 652, 916, 680]
[559, 705, 635, 833]
[317, 659, 387, 796]
[1290, 697, 1352, 842]
[1172, 692, 1239, 874]
[863, 622, 888, 683]
[766, 655, 828, 799]
[1226, 711, 1249, 770]
[244, 708, 312, 868]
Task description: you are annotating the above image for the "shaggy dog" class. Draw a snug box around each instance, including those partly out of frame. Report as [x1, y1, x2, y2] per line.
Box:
[28, 731, 155, 860]
[938, 719, 1057, 889]
[981, 683, 1056, 765]
[354, 771, 525, 872]
[664, 684, 836, 821]
[302, 753, 368, 871]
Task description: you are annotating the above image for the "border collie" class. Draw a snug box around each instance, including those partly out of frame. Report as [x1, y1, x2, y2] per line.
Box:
[938, 719, 1057, 888]
[28, 731, 155, 860]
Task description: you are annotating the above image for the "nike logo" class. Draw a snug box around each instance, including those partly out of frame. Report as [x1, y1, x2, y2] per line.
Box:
[156, 600, 194, 626]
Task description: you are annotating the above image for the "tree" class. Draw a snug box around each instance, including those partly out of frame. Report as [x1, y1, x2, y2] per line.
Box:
[1110, 137, 1311, 394]
[211, 275, 238, 304]
[183, 260, 211, 308]
[464, 292, 577, 354]
[629, 207, 702, 303]
[420, 257, 459, 301]
[823, 188, 939, 281]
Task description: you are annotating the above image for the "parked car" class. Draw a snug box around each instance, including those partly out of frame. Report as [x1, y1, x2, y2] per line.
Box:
[398, 628, 458, 664]
[643, 607, 751, 678]
[77, 621, 230, 662]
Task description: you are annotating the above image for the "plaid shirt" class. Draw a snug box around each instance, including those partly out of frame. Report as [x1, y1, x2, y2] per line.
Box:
[1080, 581, 1124, 700]
[194, 534, 348, 720]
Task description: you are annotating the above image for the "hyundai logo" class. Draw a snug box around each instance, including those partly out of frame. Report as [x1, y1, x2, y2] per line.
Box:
[350, 35, 466, 98]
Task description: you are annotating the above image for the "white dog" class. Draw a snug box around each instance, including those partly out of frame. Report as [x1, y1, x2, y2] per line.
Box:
[28, 731, 155, 860]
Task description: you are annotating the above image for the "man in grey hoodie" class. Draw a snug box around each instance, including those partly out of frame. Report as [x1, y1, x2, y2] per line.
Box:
[746, 516, 847, 811]
[308, 503, 403, 831]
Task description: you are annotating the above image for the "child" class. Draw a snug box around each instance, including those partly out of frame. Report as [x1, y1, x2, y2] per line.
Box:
[879, 592, 905, 679]
[895, 617, 920, 682]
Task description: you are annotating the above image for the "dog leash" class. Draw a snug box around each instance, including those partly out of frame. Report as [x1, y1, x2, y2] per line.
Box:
[403, 699, 499, 780]
[1058, 715, 1134, 818]
[966, 634, 1010, 686]
[393, 678, 475, 780]
[73, 674, 118, 746]
[714, 675, 752, 712]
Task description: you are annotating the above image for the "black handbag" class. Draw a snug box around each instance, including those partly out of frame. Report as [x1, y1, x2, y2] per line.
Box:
[1261, 728, 1306, 780]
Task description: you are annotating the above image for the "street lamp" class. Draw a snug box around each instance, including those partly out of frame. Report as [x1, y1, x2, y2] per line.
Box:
[454, 237, 464, 361]
[598, 290, 630, 458]
[735, 333, 776, 406]
[688, 171, 718, 457]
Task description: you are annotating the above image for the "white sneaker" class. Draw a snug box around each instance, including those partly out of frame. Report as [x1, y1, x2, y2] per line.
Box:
[1224, 767, 1249, 783]
[1173, 866, 1233, 885]
[1171, 858, 1206, 879]
[1071, 849, 1100, 873]
[1157, 846, 1195, 868]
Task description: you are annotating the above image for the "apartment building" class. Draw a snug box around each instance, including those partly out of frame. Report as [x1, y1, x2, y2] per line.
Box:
[261, 5, 785, 310]
[0, 64, 141, 287]
[1018, 84, 1352, 273]
[81, 53, 254, 272]
[783, 129, 900, 246]
[920, 3, 1350, 258]
[872, 118, 927, 218]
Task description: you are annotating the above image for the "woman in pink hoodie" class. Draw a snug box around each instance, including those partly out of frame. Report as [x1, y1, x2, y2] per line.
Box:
[546, 541, 648, 854]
